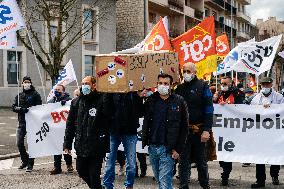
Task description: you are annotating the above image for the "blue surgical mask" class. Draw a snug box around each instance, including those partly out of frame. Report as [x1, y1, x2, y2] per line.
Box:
[145, 91, 153, 97]
[261, 87, 271, 95]
[82, 85, 91, 95]
[54, 91, 62, 98]
[157, 84, 170, 95]
[184, 73, 194, 82]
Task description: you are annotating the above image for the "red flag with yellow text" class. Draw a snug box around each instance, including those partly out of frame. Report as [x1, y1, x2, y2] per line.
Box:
[171, 16, 217, 78]
[143, 17, 172, 51]
[216, 34, 230, 63]
[249, 75, 257, 91]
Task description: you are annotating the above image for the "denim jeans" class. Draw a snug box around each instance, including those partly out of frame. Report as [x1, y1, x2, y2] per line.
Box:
[149, 145, 175, 189]
[103, 134, 137, 189]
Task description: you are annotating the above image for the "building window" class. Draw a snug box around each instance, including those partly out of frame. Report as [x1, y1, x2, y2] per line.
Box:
[50, 25, 57, 41]
[7, 51, 22, 85]
[212, 11, 217, 20]
[85, 55, 95, 76]
[83, 9, 96, 40]
[205, 8, 210, 17]
[149, 12, 156, 24]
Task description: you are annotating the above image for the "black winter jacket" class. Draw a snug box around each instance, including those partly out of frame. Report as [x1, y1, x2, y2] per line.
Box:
[63, 91, 111, 157]
[109, 92, 144, 135]
[175, 77, 214, 132]
[142, 92, 189, 154]
[12, 86, 42, 124]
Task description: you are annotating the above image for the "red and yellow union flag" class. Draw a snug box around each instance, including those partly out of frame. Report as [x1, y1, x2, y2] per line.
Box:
[216, 34, 230, 63]
[171, 16, 217, 78]
[143, 17, 172, 51]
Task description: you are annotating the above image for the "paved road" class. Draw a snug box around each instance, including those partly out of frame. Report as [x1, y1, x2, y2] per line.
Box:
[0, 108, 19, 155]
[0, 157, 284, 189]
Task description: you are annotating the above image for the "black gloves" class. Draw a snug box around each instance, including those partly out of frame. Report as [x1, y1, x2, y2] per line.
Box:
[61, 100, 66, 106]
[14, 107, 29, 113]
[22, 108, 29, 113]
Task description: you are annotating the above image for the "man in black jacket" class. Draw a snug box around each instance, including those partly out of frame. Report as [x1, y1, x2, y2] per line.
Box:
[12, 76, 42, 172]
[64, 76, 110, 189]
[142, 73, 189, 189]
[103, 91, 144, 189]
[175, 63, 213, 189]
[48, 84, 73, 175]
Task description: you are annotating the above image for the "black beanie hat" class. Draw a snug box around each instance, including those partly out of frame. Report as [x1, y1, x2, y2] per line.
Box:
[22, 76, 32, 83]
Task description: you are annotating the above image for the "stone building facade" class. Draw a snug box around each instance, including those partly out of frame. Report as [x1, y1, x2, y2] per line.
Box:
[256, 17, 284, 90]
[0, 0, 116, 106]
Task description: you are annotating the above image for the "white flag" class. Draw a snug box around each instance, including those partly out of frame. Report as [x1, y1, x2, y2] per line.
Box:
[278, 50, 284, 59]
[0, 32, 17, 49]
[47, 60, 77, 101]
[0, 0, 26, 38]
[232, 35, 282, 75]
[214, 38, 255, 76]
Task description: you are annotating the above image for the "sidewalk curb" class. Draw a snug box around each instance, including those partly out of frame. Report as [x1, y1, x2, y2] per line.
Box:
[0, 153, 20, 160]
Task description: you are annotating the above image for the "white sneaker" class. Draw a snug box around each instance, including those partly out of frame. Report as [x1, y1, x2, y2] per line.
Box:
[118, 166, 124, 176]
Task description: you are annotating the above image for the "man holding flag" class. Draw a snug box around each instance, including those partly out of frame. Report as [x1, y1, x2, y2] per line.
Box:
[12, 76, 42, 172]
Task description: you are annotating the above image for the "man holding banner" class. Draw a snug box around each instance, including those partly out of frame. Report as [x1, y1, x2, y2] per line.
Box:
[47, 85, 73, 175]
[250, 77, 284, 188]
[213, 76, 244, 186]
[12, 76, 42, 172]
[64, 76, 111, 189]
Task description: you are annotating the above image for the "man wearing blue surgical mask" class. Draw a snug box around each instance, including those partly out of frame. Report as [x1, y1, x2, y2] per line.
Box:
[175, 62, 213, 189]
[250, 77, 284, 188]
[64, 76, 111, 189]
[142, 73, 189, 189]
[48, 84, 73, 175]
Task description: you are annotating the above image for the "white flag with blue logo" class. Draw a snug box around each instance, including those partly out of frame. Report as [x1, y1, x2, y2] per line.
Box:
[214, 38, 255, 76]
[0, 32, 17, 49]
[232, 35, 282, 75]
[0, 0, 26, 38]
[47, 60, 78, 101]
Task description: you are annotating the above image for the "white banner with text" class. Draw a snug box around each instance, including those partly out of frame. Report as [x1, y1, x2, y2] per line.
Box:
[26, 102, 71, 158]
[213, 104, 284, 165]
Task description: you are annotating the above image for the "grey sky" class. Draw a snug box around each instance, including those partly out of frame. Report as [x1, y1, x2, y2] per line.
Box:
[246, 0, 284, 24]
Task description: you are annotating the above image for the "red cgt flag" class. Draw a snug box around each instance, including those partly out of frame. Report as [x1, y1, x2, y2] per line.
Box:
[216, 34, 230, 57]
[143, 17, 172, 51]
[171, 16, 217, 78]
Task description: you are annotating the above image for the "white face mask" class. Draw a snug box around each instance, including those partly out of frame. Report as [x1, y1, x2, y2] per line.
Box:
[157, 84, 170, 96]
[23, 83, 31, 90]
[221, 85, 229, 92]
[261, 87, 271, 95]
[184, 73, 194, 82]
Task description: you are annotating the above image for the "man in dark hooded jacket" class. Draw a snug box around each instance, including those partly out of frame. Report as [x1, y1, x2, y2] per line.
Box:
[64, 76, 111, 189]
[48, 84, 73, 175]
[12, 76, 42, 172]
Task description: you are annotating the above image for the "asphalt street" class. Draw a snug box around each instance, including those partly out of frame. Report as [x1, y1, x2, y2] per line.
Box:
[0, 108, 19, 155]
[0, 109, 283, 188]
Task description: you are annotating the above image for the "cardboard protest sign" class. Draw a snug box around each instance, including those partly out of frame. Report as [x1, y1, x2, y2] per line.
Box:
[95, 52, 180, 93]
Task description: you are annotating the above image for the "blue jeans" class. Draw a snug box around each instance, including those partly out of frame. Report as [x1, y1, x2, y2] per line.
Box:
[103, 134, 137, 189]
[149, 145, 175, 189]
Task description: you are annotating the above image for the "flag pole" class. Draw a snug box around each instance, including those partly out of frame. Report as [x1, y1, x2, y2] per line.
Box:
[26, 29, 47, 102]
[16, 50, 20, 106]
[256, 76, 259, 93]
